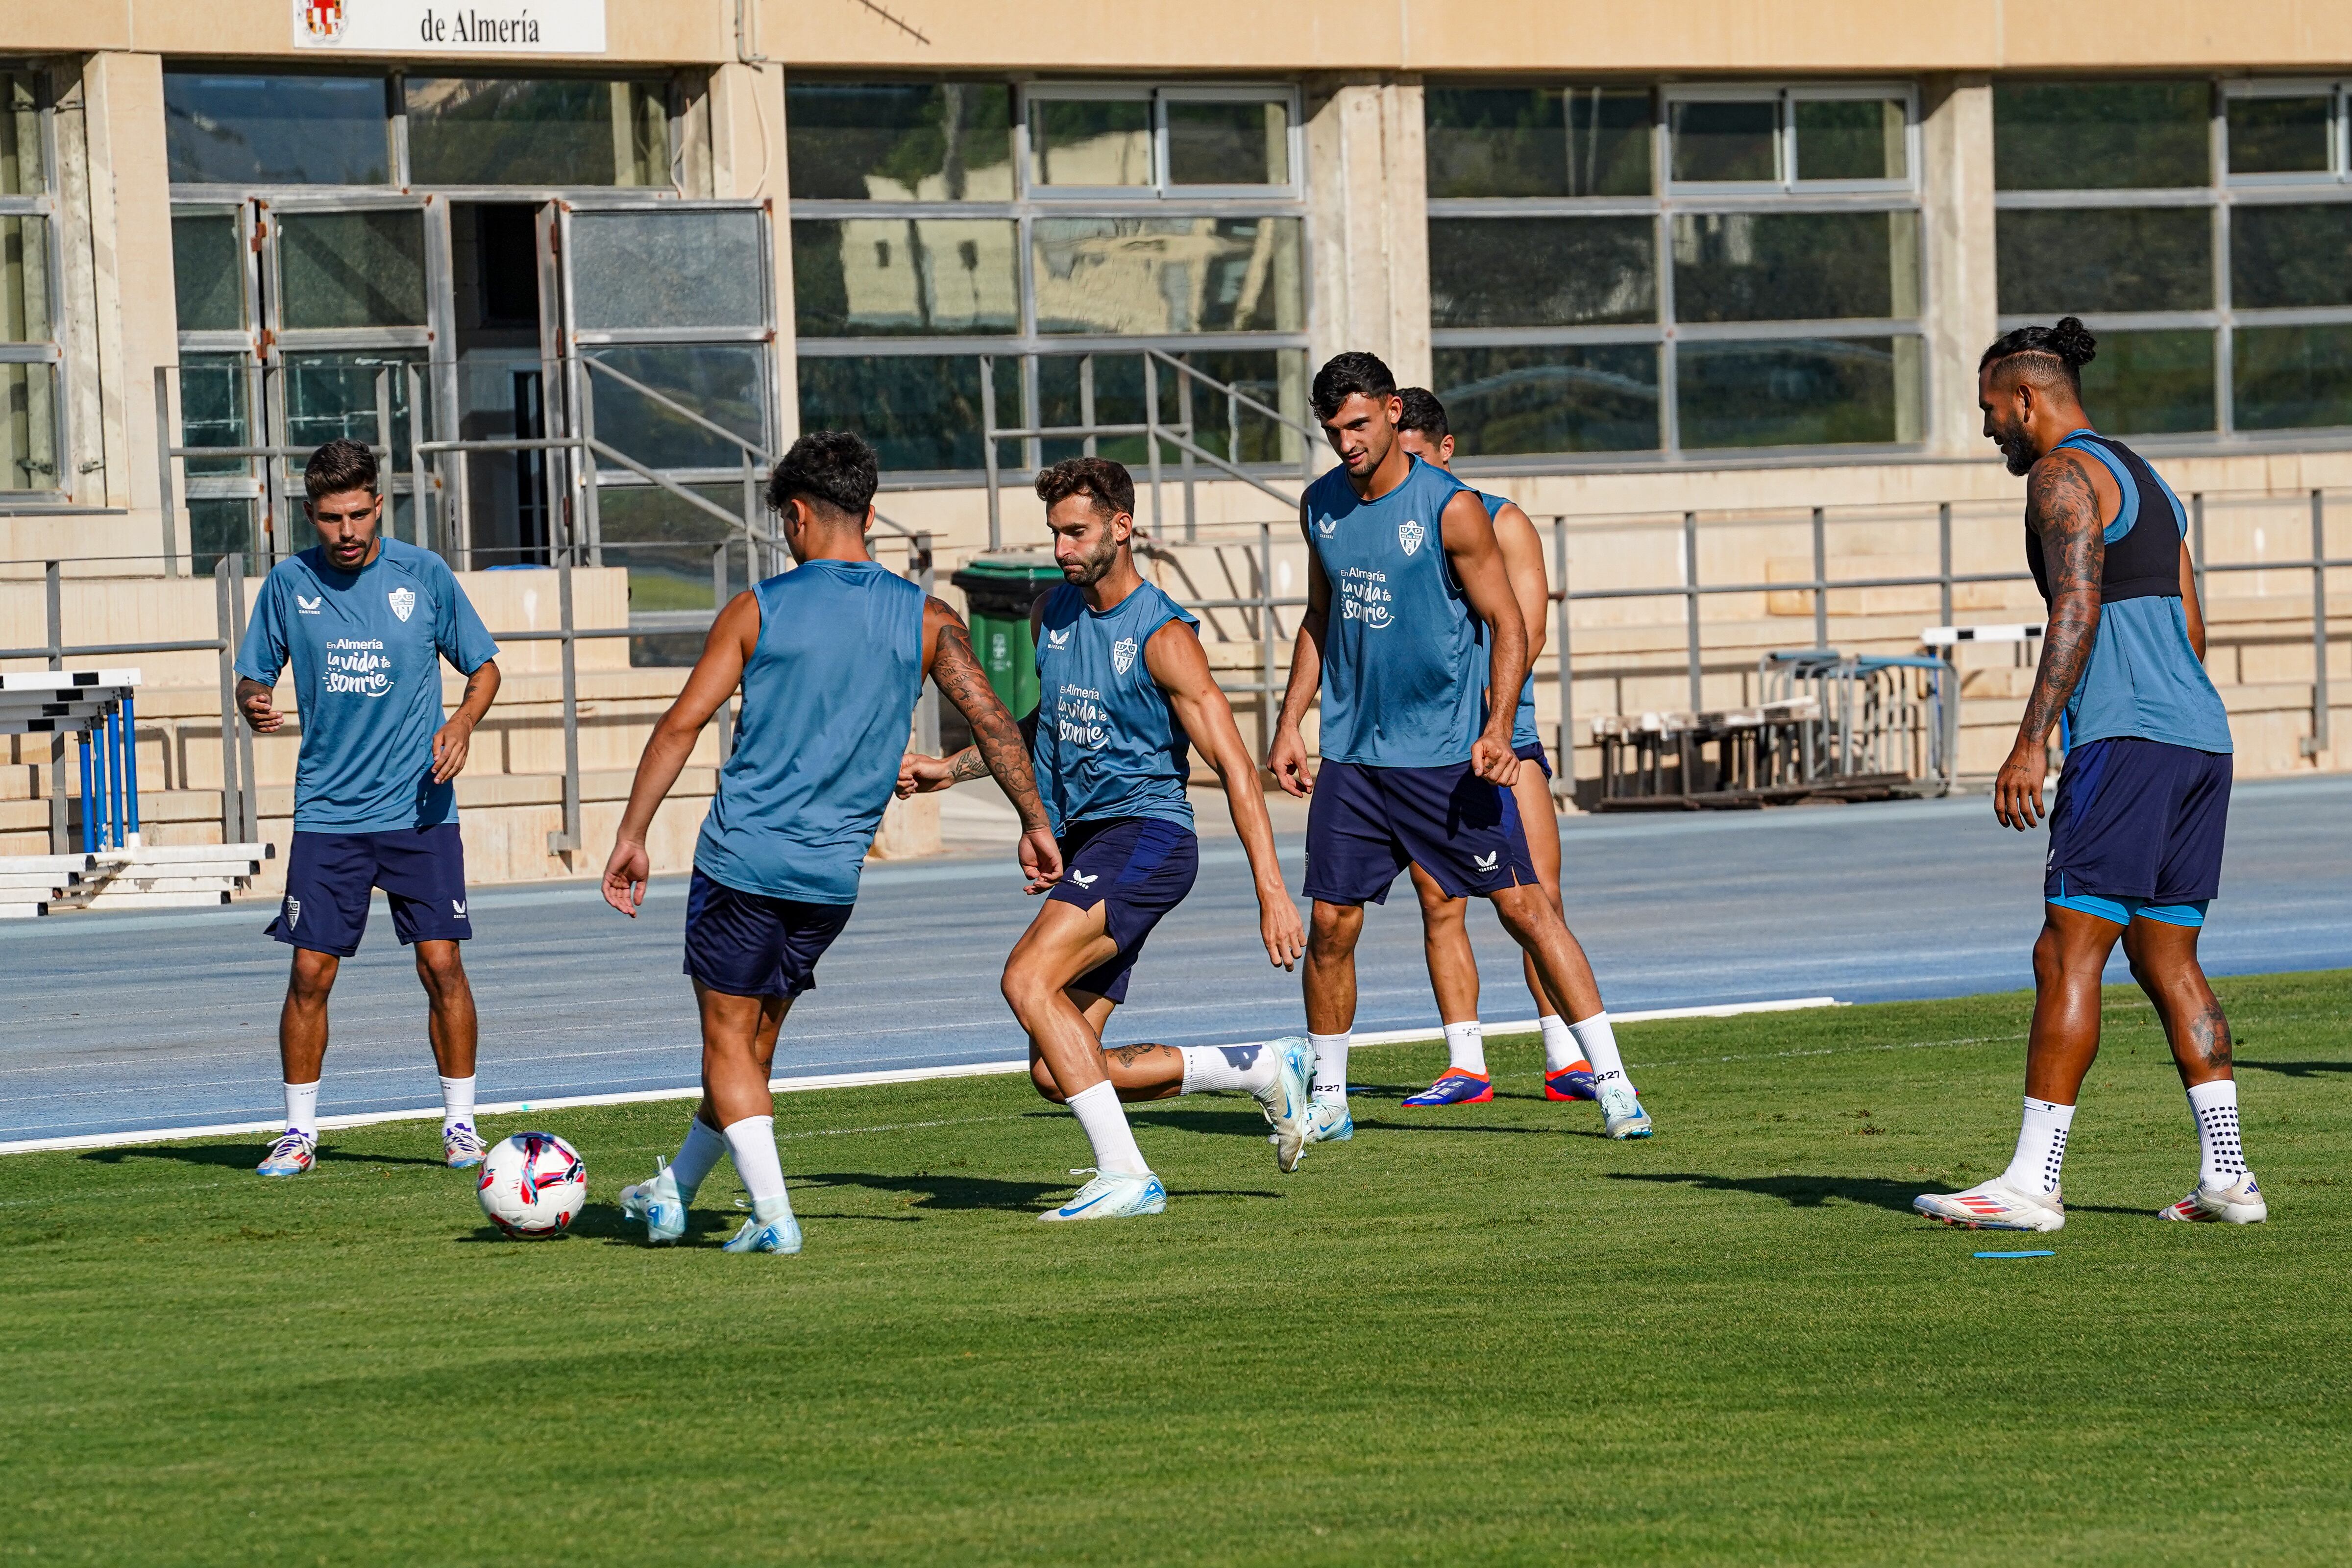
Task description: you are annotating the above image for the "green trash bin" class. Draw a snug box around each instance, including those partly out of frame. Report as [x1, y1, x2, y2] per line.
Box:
[949, 551, 1064, 718]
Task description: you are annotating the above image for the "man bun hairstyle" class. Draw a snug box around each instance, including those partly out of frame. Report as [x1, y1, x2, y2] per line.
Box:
[1035, 455, 1135, 522]
[766, 430, 879, 521]
[303, 437, 379, 501]
[1311, 351, 1398, 422]
[1981, 316, 2099, 392]
[1395, 387, 1450, 443]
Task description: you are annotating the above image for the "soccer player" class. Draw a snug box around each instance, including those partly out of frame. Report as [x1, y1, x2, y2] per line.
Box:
[1268, 353, 1652, 1142]
[1916, 318, 2261, 1232]
[235, 437, 502, 1177]
[603, 432, 1059, 1255]
[1387, 388, 1605, 1109]
[899, 457, 1312, 1217]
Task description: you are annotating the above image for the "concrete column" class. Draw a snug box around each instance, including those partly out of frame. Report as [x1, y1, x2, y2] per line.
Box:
[708, 58, 797, 450]
[70, 54, 178, 522]
[1304, 76, 1431, 388]
[1920, 75, 1997, 458]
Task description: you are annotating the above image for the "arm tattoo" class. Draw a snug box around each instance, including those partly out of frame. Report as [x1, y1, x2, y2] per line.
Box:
[944, 746, 987, 784]
[2018, 452, 2105, 746]
[929, 601, 1050, 832]
[2187, 997, 2232, 1072]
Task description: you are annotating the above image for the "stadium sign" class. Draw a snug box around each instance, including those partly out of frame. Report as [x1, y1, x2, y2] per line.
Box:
[292, 0, 607, 53]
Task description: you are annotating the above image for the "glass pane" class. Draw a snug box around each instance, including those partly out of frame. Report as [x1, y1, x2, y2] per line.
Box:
[569, 209, 764, 331]
[1565, 88, 1653, 197]
[178, 354, 253, 477]
[0, 214, 50, 343]
[1167, 100, 1289, 186]
[0, 361, 57, 488]
[172, 214, 244, 334]
[281, 352, 428, 457]
[0, 72, 42, 196]
[1993, 81, 2208, 191]
[1795, 98, 1907, 181]
[2230, 203, 2352, 310]
[1676, 337, 1914, 449]
[1029, 98, 1152, 187]
[1169, 348, 1304, 465]
[2227, 96, 2333, 175]
[795, 353, 1020, 472]
[2234, 323, 2352, 431]
[1032, 217, 1301, 334]
[791, 217, 1017, 336]
[190, 498, 257, 579]
[785, 81, 1013, 202]
[1426, 88, 1565, 197]
[1670, 99, 1778, 184]
[1995, 207, 2210, 316]
[586, 344, 766, 469]
[2079, 328, 2214, 435]
[1432, 343, 1660, 454]
[278, 210, 426, 328]
[1428, 217, 1654, 328]
[406, 77, 668, 187]
[163, 73, 388, 185]
[1672, 211, 1918, 322]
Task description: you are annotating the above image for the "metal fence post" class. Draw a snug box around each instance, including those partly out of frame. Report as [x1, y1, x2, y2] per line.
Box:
[1684, 511, 1703, 711]
[215, 564, 243, 844]
[2192, 491, 2206, 613]
[913, 531, 940, 755]
[1938, 501, 1958, 794]
[373, 367, 396, 544]
[578, 361, 602, 568]
[1811, 505, 1828, 651]
[1143, 354, 1164, 539]
[1553, 516, 1571, 795]
[1177, 365, 1197, 543]
[2305, 488, 2331, 759]
[713, 544, 735, 762]
[408, 362, 434, 558]
[227, 552, 258, 844]
[45, 560, 65, 852]
[1257, 517, 1276, 762]
[153, 366, 180, 576]
[548, 553, 582, 858]
[980, 354, 1001, 552]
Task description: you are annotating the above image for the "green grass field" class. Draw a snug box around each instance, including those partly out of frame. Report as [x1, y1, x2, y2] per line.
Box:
[8, 973, 2352, 1566]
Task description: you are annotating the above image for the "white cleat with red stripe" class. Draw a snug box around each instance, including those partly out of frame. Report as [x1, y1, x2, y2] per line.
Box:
[2157, 1176, 2267, 1224]
[1913, 1176, 2066, 1232]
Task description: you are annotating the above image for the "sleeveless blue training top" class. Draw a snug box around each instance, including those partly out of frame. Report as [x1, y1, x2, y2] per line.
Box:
[1032, 580, 1198, 835]
[2027, 430, 2232, 754]
[694, 559, 927, 905]
[1474, 489, 1542, 751]
[1304, 453, 1480, 767]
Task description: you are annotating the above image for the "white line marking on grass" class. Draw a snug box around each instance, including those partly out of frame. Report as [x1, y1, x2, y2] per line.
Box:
[0, 997, 1839, 1155]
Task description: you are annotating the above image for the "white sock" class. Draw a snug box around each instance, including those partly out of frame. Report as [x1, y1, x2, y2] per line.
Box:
[1443, 1020, 1487, 1076]
[1308, 1032, 1350, 1106]
[721, 1114, 793, 1220]
[1569, 1012, 1627, 1092]
[2001, 1096, 2076, 1195]
[439, 1074, 476, 1131]
[1180, 1044, 1277, 1095]
[1066, 1080, 1150, 1175]
[670, 1115, 730, 1198]
[1539, 1013, 1585, 1073]
[283, 1079, 319, 1138]
[2187, 1079, 2249, 1188]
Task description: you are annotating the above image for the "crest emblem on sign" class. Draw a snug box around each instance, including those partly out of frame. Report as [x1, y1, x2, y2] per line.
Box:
[388, 587, 416, 622]
[300, 0, 345, 40]
[1398, 519, 1425, 556]
[1111, 637, 1138, 675]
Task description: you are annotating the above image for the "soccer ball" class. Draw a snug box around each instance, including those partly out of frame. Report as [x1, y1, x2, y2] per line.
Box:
[476, 1131, 587, 1238]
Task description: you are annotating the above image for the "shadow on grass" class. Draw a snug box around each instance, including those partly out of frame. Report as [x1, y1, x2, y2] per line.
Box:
[1126, 1107, 1274, 1136]
[1610, 1171, 1928, 1214]
[79, 1143, 444, 1171]
[1355, 1117, 1595, 1139]
[798, 1170, 1067, 1213]
[2237, 1059, 2352, 1078]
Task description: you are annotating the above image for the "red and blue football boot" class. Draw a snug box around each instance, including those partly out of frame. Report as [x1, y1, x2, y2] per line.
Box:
[1402, 1070, 1493, 1107]
[1544, 1060, 1597, 1102]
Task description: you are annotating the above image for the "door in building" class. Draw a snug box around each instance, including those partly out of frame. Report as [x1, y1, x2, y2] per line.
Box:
[451, 201, 561, 567]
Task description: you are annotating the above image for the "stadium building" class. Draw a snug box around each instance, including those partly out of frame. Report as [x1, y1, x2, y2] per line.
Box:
[0, 0, 2347, 878]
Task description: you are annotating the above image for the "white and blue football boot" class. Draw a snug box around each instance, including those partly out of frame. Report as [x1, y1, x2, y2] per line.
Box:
[1039, 1168, 1168, 1222]
[721, 1200, 803, 1254]
[1252, 1037, 1316, 1175]
[255, 1129, 316, 1177]
[442, 1123, 488, 1170]
[618, 1161, 689, 1245]
[1598, 1083, 1653, 1139]
[1300, 1097, 1353, 1146]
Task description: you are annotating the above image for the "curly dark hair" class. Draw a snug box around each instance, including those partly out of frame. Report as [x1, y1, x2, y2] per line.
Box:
[765, 431, 879, 520]
[1981, 316, 2098, 392]
[303, 437, 378, 501]
[1035, 456, 1134, 521]
[1311, 351, 1397, 421]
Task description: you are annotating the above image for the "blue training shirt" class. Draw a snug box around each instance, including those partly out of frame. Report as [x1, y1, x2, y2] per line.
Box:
[1473, 489, 1542, 752]
[1304, 454, 1481, 768]
[694, 559, 926, 906]
[236, 538, 499, 834]
[1031, 580, 1198, 836]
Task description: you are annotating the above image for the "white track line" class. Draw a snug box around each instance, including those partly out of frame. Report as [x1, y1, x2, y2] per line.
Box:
[0, 997, 1838, 1156]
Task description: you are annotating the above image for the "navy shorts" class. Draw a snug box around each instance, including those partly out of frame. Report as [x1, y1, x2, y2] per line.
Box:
[1514, 740, 1553, 780]
[1303, 758, 1537, 906]
[2044, 737, 2231, 915]
[1047, 816, 1200, 1005]
[268, 824, 470, 957]
[683, 869, 855, 1000]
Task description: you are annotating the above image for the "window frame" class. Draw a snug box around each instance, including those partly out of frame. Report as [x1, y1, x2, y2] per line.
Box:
[1425, 78, 1931, 468]
[0, 64, 68, 499]
[1994, 76, 2352, 444]
[787, 76, 1312, 483]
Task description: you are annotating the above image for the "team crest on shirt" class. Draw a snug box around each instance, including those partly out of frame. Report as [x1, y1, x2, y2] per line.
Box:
[1398, 518, 1425, 556]
[1111, 637, 1137, 675]
[387, 586, 416, 623]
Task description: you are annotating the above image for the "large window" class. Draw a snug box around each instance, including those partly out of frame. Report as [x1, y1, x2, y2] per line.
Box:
[0, 69, 60, 493]
[786, 79, 1308, 478]
[1995, 79, 2352, 437]
[1425, 83, 1924, 463]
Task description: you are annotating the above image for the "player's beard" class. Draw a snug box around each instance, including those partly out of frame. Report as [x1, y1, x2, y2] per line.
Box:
[1991, 414, 2035, 476]
[1061, 531, 1121, 587]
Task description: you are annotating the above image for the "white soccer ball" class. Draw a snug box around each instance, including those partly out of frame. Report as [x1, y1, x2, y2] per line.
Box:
[476, 1131, 587, 1238]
